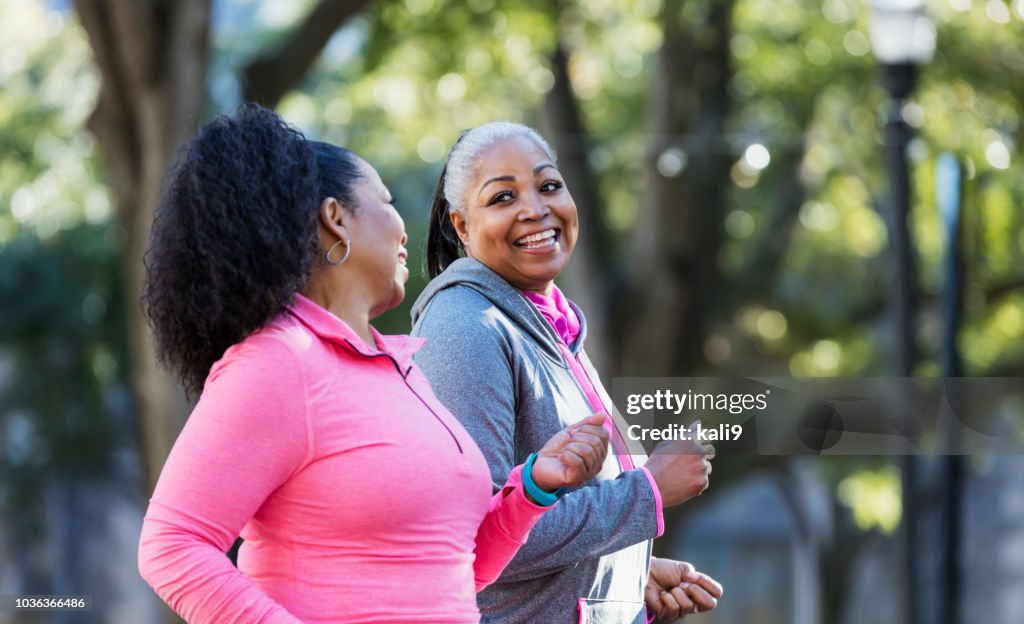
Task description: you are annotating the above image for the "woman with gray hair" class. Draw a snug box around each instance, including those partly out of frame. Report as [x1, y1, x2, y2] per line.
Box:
[412, 122, 724, 623]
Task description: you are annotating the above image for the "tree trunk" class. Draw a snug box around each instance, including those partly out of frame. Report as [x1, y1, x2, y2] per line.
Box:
[73, 0, 212, 495]
[542, 42, 614, 372]
[615, 0, 735, 377]
[74, 0, 376, 494]
[240, 0, 376, 107]
[73, 2, 372, 620]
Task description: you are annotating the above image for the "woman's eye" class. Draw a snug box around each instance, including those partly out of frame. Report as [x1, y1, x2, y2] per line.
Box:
[489, 190, 514, 205]
[541, 180, 563, 193]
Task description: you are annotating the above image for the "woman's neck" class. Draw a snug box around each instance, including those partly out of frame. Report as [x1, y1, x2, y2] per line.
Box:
[302, 278, 376, 347]
[521, 282, 555, 297]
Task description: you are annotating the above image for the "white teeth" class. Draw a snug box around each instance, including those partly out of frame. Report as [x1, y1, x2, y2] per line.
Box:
[516, 229, 556, 245]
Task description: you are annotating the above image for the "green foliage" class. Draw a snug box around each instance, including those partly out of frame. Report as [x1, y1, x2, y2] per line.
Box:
[246, 0, 1024, 377]
[4, 0, 1024, 562]
[837, 464, 901, 533]
[0, 224, 128, 471]
[0, 2, 128, 528]
[246, 0, 1024, 550]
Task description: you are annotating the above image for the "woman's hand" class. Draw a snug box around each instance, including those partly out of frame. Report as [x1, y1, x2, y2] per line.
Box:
[531, 412, 610, 492]
[644, 557, 723, 621]
[643, 420, 715, 508]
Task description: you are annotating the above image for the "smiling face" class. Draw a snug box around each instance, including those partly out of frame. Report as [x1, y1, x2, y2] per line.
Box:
[344, 159, 409, 315]
[450, 136, 579, 294]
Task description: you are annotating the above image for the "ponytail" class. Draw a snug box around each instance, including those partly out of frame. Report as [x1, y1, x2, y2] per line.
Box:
[426, 160, 463, 278]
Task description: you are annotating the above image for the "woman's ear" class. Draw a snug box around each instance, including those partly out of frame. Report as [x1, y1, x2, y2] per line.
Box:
[449, 209, 470, 247]
[320, 197, 351, 242]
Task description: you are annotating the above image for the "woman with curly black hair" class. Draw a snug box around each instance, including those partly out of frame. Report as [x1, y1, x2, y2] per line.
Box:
[136, 104, 610, 624]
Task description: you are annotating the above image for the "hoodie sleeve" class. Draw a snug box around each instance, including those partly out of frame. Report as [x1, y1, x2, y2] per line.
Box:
[413, 288, 660, 581]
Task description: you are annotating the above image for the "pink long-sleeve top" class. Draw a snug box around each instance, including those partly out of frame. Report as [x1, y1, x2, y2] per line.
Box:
[138, 293, 550, 623]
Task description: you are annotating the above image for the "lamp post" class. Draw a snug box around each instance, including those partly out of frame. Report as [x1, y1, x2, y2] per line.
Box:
[870, 0, 935, 377]
[937, 153, 965, 624]
[869, 3, 935, 624]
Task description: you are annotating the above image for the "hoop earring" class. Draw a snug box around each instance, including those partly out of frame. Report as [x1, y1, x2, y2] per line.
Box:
[325, 237, 351, 266]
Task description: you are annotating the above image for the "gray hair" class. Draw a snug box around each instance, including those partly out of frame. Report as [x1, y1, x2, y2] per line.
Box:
[443, 121, 557, 215]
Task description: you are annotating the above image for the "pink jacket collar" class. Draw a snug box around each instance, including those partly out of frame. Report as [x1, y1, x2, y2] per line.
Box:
[286, 293, 425, 370]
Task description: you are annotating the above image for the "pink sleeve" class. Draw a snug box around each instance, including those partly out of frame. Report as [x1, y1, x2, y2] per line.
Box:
[640, 467, 665, 538]
[472, 465, 550, 591]
[138, 337, 311, 624]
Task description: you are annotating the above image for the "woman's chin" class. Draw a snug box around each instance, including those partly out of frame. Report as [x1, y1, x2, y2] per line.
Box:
[388, 284, 406, 309]
[369, 287, 405, 319]
[521, 259, 569, 288]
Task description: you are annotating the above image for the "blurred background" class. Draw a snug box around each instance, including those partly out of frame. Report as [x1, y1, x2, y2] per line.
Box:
[1, 0, 1023, 622]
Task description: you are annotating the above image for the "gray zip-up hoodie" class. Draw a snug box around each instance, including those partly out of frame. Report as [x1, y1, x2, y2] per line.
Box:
[411, 258, 658, 624]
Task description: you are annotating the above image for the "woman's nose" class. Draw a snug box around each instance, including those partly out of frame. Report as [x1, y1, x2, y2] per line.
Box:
[518, 192, 550, 220]
[394, 211, 407, 243]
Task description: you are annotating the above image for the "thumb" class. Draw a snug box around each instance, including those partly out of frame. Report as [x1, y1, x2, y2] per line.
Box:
[567, 412, 608, 435]
[576, 412, 608, 429]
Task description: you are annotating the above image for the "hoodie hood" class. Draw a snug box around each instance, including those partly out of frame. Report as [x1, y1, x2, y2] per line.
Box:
[411, 257, 587, 361]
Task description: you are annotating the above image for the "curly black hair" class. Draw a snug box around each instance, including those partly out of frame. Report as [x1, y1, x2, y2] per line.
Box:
[143, 103, 362, 398]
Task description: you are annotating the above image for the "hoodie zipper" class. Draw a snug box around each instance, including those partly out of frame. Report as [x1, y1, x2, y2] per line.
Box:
[345, 340, 463, 454]
[554, 341, 635, 471]
[573, 350, 636, 470]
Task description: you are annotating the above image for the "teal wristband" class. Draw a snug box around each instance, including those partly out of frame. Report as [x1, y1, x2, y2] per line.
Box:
[523, 453, 563, 507]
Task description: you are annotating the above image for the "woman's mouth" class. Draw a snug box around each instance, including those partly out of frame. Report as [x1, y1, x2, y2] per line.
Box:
[514, 228, 560, 250]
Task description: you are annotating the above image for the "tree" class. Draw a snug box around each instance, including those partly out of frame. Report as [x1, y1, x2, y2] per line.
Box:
[71, 0, 213, 493]
[71, 0, 374, 492]
[41, 0, 1024, 620]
